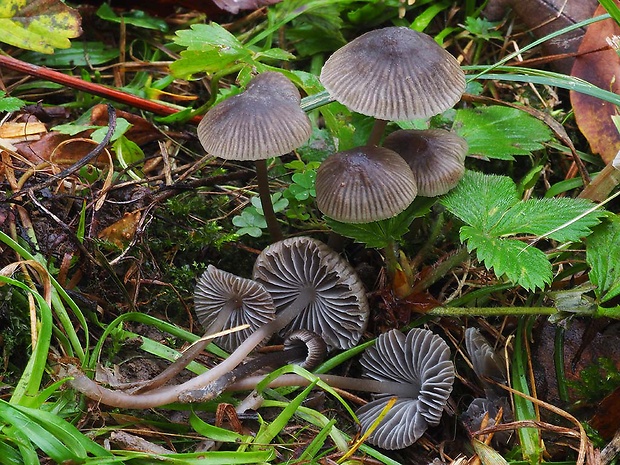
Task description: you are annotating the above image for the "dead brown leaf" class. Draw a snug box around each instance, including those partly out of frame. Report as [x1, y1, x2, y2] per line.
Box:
[570, 3, 620, 164]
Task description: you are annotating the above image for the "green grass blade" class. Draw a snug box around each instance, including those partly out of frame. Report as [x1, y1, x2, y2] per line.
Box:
[294, 418, 337, 463]
[599, 0, 620, 25]
[0, 437, 29, 465]
[189, 412, 246, 443]
[0, 276, 52, 407]
[512, 318, 543, 464]
[253, 380, 318, 446]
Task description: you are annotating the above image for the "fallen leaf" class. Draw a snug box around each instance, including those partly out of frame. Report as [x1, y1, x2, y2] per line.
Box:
[90, 104, 161, 146]
[0, 0, 82, 54]
[570, 3, 620, 164]
[98, 211, 142, 249]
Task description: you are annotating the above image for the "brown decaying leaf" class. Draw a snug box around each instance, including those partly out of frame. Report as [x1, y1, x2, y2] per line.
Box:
[98, 211, 141, 248]
[570, 3, 620, 164]
[90, 104, 161, 146]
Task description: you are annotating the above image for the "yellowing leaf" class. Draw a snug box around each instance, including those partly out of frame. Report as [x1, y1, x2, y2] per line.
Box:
[0, 0, 82, 54]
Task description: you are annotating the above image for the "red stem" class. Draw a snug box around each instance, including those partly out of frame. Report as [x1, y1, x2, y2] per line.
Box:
[0, 54, 202, 124]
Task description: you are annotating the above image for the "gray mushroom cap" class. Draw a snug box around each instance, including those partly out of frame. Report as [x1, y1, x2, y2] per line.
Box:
[197, 72, 312, 160]
[465, 327, 507, 394]
[383, 129, 468, 196]
[315, 146, 418, 223]
[356, 328, 454, 450]
[320, 27, 466, 121]
[194, 265, 276, 353]
[252, 236, 369, 351]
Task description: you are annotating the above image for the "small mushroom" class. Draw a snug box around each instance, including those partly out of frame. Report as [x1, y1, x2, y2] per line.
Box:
[224, 328, 455, 450]
[315, 146, 418, 223]
[383, 129, 468, 196]
[194, 265, 276, 353]
[355, 328, 455, 449]
[197, 72, 312, 241]
[252, 236, 370, 350]
[320, 27, 465, 145]
[464, 327, 507, 392]
[320, 27, 465, 121]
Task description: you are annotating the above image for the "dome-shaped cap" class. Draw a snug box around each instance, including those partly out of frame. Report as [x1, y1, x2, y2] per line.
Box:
[465, 327, 507, 389]
[356, 328, 454, 450]
[194, 265, 276, 353]
[197, 72, 312, 161]
[320, 27, 465, 121]
[315, 146, 417, 223]
[383, 129, 468, 196]
[252, 236, 369, 351]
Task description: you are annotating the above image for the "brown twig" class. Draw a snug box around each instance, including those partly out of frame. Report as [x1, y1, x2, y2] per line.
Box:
[0, 54, 202, 124]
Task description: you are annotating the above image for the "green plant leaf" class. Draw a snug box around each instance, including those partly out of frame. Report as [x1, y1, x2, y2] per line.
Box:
[0, 0, 82, 54]
[442, 171, 604, 290]
[0, 91, 25, 112]
[453, 106, 553, 160]
[170, 23, 252, 78]
[325, 197, 435, 249]
[587, 216, 620, 304]
[96, 3, 168, 31]
[461, 226, 552, 291]
[21, 41, 119, 66]
[440, 170, 519, 231]
[491, 197, 604, 242]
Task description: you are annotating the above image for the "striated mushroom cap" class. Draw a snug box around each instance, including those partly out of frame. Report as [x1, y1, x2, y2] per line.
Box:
[252, 236, 369, 350]
[320, 27, 465, 121]
[194, 265, 276, 353]
[197, 72, 312, 160]
[356, 328, 454, 449]
[383, 129, 468, 196]
[315, 146, 418, 223]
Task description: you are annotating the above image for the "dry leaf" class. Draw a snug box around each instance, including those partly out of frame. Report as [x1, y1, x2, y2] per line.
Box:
[98, 211, 141, 248]
[570, 3, 620, 164]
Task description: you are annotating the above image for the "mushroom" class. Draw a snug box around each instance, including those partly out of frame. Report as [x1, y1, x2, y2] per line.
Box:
[194, 265, 276, 353]
[67, 237, 369, 408]
[223, 328, 455, 450]
[197, 72, 312, 241]
[315, 146, 418, 223]
[320, 27, 466, 145]
[121, 265, 275, 394]
[383, 129, 468, 196]
[252, 236, 370, 350]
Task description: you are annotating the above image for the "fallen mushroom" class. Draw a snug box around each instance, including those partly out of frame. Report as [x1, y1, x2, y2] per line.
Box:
[383, 129, 468, 197]
[194, 265, 276, 353]
[197, 71, 312, 241]
[315, 145, 418, 223]
[67, 237, 369, 408]
[223, 328, 455, 450]
[320, 27, 465, 145]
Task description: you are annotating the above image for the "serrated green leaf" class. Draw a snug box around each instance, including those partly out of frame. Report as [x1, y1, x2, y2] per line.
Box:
[453, 106, 553, 160]
[96, 3, 167, 31]
[440, 170, 519, 231]
[326, 198, 435, 249]
[170, 23, 251, 78]
[461, 226, 552, 291]
[587, 217, 620, 303]
[0, 0, 82, 54]
[0, 91, 25, 112]
[492, 197, 604, 241]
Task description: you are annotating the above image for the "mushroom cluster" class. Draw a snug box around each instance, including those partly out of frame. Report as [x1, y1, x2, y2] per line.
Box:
[315, 27, 468, 224]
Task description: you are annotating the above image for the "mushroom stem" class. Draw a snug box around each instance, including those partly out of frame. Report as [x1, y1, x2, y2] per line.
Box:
[367, 119, 388, 146]
[126, 303, 238, 394]
[225, 373, 416, 398]
[179, 330, 326, 402]
[67, 288, 317, 408]
[255, 159, 283, 242]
